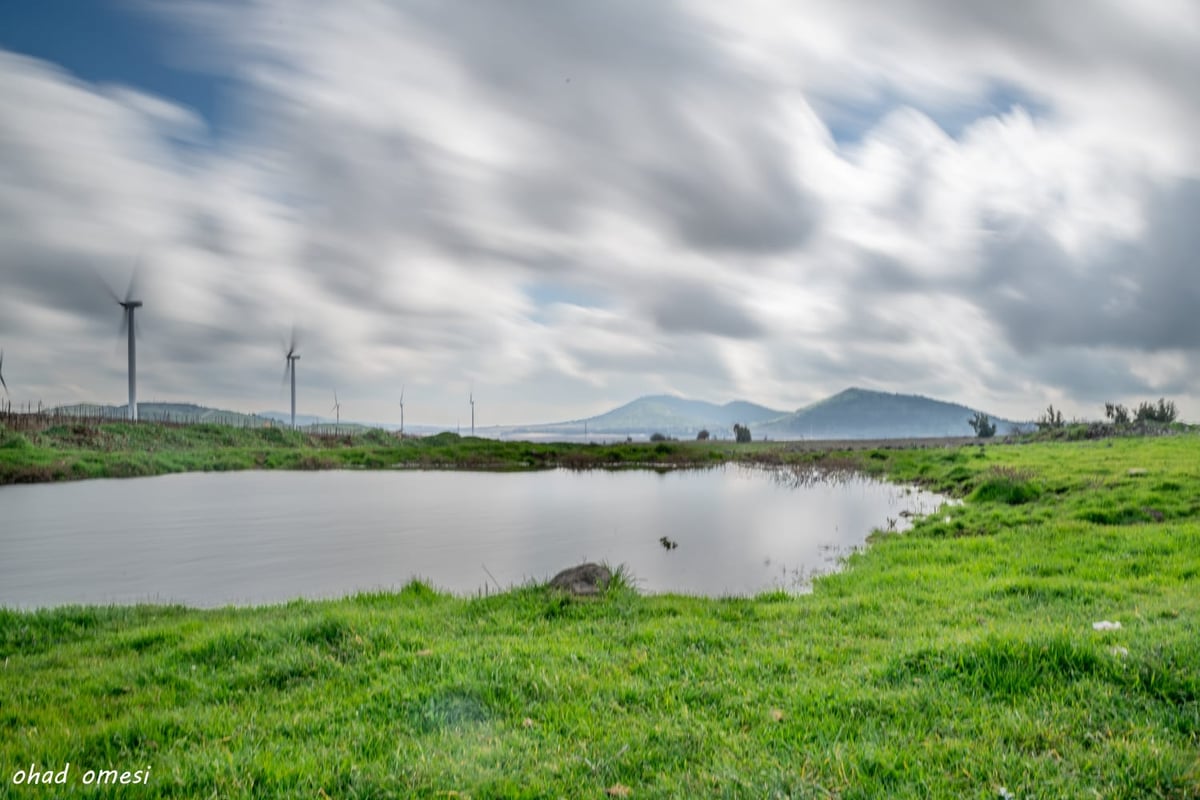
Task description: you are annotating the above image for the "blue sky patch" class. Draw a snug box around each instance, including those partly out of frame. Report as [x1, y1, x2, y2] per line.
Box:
[0, 0, 234, 134]
[822, 80, 1050, 145]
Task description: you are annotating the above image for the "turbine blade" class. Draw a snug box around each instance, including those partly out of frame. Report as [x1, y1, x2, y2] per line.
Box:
[125, 253, 144, 303]
[0, 350, 7, 396]
[89, 264, 122, 305]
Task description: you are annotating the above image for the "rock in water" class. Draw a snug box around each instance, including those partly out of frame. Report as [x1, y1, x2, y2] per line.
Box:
[549, 563, 612, 596]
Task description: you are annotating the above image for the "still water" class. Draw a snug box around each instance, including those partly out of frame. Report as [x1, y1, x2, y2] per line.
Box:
[0, 467, 946, 607]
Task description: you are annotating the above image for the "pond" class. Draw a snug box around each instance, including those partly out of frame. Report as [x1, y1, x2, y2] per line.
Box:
[0, 467, 947, 607]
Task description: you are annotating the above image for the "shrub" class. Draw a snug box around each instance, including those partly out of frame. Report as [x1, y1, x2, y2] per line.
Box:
[733, 423, 752, 443]
[968, 412, 996, 438]
[696, 429, 710, 441]
[0, 431, 32, 450]
[1134, 398, 1177, 424]
[1037, 404, 1065, 430]
[1103, 398, 1177, 425]
[649, 432, 668, 442]
[1104, 402, 1131, 425]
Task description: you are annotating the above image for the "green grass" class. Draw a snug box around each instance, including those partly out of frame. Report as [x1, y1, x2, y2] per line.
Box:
[0, 422, 752, 484]
[1, 434, 1199, 797]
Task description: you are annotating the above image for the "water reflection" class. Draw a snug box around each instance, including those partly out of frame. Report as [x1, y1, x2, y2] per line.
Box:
[0, 467, 948, 607]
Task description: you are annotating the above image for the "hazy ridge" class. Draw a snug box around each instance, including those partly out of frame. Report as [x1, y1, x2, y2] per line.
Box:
[47, 388, 1029, 440]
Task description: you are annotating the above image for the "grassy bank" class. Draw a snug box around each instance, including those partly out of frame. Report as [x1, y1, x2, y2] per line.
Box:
[0, 418, 978, 484]
[0, 417, 1185, 486]
[0, 422, 741, 483]
[2, 436, 1199, 797]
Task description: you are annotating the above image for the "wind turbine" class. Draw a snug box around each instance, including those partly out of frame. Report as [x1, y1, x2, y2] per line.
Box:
[331, 389, 341, 432]
[282, 331, 300, 429]
[0, 349, 8, 399]
[100, 264, 144, 421]
[398, 386, 405, 437]
[469, 387, 475, 436]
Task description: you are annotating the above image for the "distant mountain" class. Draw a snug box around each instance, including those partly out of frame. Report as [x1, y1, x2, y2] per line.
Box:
[505, 395, 787, 439]
[47, 390, 1030, 442]
[757, 387, 1029, 439]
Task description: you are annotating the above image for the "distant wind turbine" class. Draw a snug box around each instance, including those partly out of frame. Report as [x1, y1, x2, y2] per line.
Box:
[399, 385, 405, 437]
[470, 388, 475, 436]
[282, 330, 300, 429]
[100, 262, 144, 421]
[331, 389, 341, 431]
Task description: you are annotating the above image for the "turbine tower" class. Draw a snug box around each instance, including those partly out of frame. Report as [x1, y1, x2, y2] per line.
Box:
[399, 386, 405, 437]
[331, 389, 341, 432]
[0, 349, 8, 413]
[101, 265, 144, 422]
[120, 298, 143, 421]
[470, 388, 475, 436]
[283, 332, 300, 429]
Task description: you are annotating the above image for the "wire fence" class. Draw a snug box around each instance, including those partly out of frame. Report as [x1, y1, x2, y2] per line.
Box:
[0, 403, 307, 434]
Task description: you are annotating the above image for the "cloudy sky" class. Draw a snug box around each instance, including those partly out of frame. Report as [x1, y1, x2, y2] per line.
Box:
[2, 0, 1198, 427]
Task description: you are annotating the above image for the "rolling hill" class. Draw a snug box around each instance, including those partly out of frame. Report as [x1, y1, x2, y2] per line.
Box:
[51, 403, 273, 427]
[505, 388, 1028, 441]
[756, 387, 1029, 439]
[502, 395, 786, 439]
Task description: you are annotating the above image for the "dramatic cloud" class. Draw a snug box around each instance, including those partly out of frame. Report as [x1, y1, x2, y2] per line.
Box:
[1, 1, 1198, 425]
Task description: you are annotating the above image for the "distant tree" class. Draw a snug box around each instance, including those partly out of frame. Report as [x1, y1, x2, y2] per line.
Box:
[968, 412, 996, 438]
[1134, 398, 1177, 424]
[1037, 404, 1065, 430]
[649, 432, 668, 442]
[1104, 402, 1131, 425]
[696, 429, 710, 441]
[733, 423, 752, 443]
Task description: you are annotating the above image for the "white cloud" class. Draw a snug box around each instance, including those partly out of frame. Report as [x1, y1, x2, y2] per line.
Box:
[1, 1, 1199, 425]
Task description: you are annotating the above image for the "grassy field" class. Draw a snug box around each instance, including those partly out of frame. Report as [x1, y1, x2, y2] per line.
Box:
[1, 433, 1198, 797]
